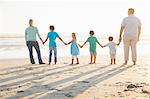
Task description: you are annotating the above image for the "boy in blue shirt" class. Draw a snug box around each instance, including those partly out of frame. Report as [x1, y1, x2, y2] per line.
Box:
[43, 25, 66, 65]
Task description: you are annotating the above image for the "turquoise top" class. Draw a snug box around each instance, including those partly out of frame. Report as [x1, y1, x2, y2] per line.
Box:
[47, 31, 59, 47]
[25, 26, 41, 41]
[87, 36, 99, 52]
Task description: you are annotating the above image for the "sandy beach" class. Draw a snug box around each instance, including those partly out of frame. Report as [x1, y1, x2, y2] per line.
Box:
[0, 55, 150, 99]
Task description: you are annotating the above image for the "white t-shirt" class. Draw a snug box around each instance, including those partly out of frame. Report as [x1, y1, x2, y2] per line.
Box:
[105, 41, 117, 54]
[121, 15, 141, 38]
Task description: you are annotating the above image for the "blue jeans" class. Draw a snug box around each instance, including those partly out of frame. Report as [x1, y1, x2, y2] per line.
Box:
[49, 46, 57, 64]
[26, 41, 43, 64]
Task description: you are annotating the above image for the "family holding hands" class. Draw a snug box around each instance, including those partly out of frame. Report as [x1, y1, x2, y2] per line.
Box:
[25, 8, 141, 66]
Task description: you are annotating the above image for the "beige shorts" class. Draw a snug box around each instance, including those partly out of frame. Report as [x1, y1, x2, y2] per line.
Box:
[110, 54, 116, 59]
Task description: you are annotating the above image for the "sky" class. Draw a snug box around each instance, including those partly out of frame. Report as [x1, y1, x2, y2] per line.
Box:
[0, 0, 150, 37]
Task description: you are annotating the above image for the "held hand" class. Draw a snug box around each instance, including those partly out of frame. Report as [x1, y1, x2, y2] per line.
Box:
[117, 42, 120, 46]
[64, 43, 67, 45]
[42, 41, 45, 45]
[62, 41, 67, 45]
[78, 44, 82, 48]
[100, 44, 103, 48]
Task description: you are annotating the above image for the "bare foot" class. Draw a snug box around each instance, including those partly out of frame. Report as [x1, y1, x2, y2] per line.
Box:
[123, 61, 127, 65]
[133, 61, 136, 65]
[123, 63, 127, 65]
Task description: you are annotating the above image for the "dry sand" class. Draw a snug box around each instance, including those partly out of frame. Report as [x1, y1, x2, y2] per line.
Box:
[0, 55, 150, 99]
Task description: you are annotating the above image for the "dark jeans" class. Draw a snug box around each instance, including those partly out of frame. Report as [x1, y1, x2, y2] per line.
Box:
[26, 41, 43, 64]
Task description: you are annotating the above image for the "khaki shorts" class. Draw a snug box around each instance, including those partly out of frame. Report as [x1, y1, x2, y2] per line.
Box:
[110, 54, 116, 59]
[90, 51, 97, 55]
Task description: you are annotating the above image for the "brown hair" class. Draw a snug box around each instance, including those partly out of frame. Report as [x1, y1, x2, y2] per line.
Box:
[128, 8, 135, 14]
[108, 36, 113, 41]
[29, 19, 33, 22]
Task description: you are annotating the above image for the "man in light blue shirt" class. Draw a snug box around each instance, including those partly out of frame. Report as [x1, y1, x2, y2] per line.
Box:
[25, 19, 45, 64]
[43, 25, 66, 65]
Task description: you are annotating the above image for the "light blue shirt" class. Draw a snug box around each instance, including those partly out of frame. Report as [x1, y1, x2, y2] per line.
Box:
[25, 26, 41, 41]
[48, 32, 59, 47]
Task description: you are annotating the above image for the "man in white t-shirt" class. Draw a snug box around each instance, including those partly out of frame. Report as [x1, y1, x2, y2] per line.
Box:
[119, 8, 141, 65]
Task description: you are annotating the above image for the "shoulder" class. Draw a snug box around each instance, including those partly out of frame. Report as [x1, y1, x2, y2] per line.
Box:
[87, 37, 91, 40]
[54, 32, 59, 36]
[134, 16, 141, 22]
[122, 16, 129, 21]
[48, 31, 52, 34]
[25, 27, 30, 30]
[93, 36, 97, 40]
[54, 32, 58, 34]
[34, 27, 38, 30]
[94, 36, 97, 39]
[112, 42, 116, 44]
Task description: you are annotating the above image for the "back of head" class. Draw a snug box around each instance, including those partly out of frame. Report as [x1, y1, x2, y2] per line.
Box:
[89, 30, 94, 36]
[108, 36, 113, 41]
[128, 8, 135, 15]
[49, 25, 55, 31]
[29, 19, 33, 26]
[72, 33, 76, 39]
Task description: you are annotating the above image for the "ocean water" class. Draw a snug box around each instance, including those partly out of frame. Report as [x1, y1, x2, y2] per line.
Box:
[0, 36, 150, 59]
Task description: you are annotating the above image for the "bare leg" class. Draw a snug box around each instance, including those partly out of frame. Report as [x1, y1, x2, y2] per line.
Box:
[76, 58, 79, 64]
[93, 54, 96, 64]
[111, 59, 113, 65]
[90, 55, 93, 64]
[71, 59, 74, 65]
[114, 58, 116, 64]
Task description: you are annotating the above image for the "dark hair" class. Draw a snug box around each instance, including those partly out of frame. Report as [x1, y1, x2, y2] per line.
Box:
[89, 30, 94, 35]
[49, 25, 55, 31]
[29, 19, 33, 22]
[108, 36, 113, 41]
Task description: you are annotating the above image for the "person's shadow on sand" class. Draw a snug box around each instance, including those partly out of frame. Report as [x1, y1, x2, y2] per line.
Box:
[6, 64, 134, 99]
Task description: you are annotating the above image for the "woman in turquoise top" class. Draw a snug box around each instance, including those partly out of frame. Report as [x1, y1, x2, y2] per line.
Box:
[66, 33, 79, 65]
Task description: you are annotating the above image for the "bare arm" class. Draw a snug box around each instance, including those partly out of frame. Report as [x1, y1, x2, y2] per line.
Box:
[97, 42, 103, 48]
[43, 36, 48, 44]
[137, 26, 141, 41]
[66, 40, 73, 45]
[119, 26, 125, 43]
[96, 38, 103, 48]
[80, 41, 87, 48]
[35, 27, 43, 43]
[58, 36, 66, 45]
